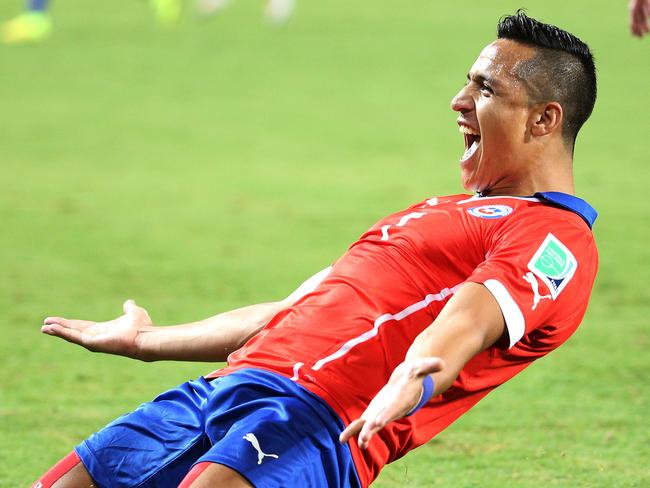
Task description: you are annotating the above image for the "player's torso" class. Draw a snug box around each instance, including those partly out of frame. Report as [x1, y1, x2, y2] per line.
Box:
[219, 195, 540, 409]
[211, 193, 597, 486]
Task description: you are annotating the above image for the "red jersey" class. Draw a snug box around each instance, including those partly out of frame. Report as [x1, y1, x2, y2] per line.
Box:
[207, 193, 598, 487]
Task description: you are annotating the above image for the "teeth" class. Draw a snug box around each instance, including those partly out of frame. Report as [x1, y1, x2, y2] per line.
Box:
[461, 138, 480, 161]
[458, 125, 480, 136]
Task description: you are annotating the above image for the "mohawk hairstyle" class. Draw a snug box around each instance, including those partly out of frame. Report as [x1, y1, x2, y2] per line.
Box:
[497, 10, 597, 149]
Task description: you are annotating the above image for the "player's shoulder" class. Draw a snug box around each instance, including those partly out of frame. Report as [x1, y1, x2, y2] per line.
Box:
[458, 193, 598, 267]
[406, 194, 470, 210]
[512, 193, 597, 246]
[408, 192, 597, 244]
[465, 193, 596, 233]
[499, 194, 599, 279]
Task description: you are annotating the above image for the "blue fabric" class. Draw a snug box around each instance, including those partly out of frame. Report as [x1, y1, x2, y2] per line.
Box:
[75, 369, 361, 488]
[406, 375, 435, 416]
[534, 191, 598, 228]
[28, 0, 49, 12]
[197, 370, 361, 488]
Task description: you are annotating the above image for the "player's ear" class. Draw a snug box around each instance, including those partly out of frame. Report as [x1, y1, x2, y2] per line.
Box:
[529, 102, 563, 137]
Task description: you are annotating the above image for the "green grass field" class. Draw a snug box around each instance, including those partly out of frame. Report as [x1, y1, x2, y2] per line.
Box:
[1, 0, 649, 486]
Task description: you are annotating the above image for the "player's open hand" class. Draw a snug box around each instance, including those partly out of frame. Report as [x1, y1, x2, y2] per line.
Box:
[339, 357, 444, 449]
[41, 300, 154, 359]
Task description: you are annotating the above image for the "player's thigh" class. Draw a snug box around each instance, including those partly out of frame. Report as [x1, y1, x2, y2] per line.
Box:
[51, 463, 94, 488]
[179, 462, 253, 488]
[33, 451, 95, 488]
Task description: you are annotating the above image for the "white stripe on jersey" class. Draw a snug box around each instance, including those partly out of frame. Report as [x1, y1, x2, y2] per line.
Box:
[483, 279, 525, 348]
[290, 362, 304, 381]
[311, 284, 462, 371]
[380, 225, 391, 241]
[380, 212, 427, 241]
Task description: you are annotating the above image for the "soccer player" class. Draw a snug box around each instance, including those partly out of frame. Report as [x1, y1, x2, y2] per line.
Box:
[196, 0, 296, 24]
[1, 0, 51, 44]
[34, 11, 599, 488]
[1, 0, 183, 44]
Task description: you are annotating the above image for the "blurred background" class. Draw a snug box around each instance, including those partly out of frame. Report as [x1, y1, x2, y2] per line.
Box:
[1, 0, 648, 486]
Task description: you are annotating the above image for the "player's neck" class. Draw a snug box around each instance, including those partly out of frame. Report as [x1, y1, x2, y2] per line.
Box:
[479, 154, 575, 197]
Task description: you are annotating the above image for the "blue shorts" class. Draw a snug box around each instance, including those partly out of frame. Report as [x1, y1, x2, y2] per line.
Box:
[75, 368, 361, 488]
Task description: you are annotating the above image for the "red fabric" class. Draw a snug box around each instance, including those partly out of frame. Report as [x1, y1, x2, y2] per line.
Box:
[206, 194, 598, 487]
[178, 462, 212, 488]
[32, 451, 81, 488]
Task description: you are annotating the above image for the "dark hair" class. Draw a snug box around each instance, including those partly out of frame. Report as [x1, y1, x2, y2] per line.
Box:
[497, 10, 596, 148]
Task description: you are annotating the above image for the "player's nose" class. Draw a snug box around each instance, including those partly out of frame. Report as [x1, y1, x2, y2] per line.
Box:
[450, 86, 472, 113]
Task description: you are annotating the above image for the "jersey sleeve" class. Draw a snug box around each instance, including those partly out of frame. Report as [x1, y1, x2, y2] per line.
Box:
[466, 212, 598, 349]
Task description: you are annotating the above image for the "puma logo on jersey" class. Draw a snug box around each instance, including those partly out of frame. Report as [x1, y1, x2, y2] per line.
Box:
[33, 482, 43, 488]
[243, 433, 279, 465]
[523, 272, 552, 310]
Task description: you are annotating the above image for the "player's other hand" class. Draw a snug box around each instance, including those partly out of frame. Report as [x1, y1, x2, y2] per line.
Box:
[339, 357, 444, 450]
[42, 300, 154, 359]
[630, 0, 650, 37]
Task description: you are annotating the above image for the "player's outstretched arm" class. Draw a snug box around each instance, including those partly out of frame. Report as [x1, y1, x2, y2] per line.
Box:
[41, 299, 286, 362]
[42, 267, 332, 362]
[340, 282, 505, 449]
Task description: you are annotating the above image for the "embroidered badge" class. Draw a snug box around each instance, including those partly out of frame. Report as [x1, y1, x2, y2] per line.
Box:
[467, 205, 513, 219]
[527, 233, 577, 299]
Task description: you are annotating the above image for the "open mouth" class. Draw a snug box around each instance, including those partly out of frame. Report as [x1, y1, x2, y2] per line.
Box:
[459, 125, 481, 162]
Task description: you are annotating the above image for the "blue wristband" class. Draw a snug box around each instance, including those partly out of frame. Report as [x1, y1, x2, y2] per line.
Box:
[406, 376, 435, 416]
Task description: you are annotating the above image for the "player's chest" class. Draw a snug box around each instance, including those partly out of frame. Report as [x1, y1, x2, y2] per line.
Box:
[361, 202, 494, 266]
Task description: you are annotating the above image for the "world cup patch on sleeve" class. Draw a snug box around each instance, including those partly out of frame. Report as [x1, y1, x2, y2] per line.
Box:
[527, 233, 578, 299]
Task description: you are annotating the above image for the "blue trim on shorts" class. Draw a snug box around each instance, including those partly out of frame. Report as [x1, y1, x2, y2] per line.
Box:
[75, 369, 361, 488]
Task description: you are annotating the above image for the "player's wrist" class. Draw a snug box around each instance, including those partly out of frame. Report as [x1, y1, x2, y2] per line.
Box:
[405, 375, 435, 416]
[132, 325, 159, 362]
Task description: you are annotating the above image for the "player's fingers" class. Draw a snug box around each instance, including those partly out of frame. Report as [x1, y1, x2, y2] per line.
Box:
[641, 15, 650, 32]
[632, 22, 643, 36]
[123, 299, 137, 314]
[40, 322, 84, 345]
[357, 417, 387, 449]
[43, 316, 69, 325]
[630, 3, 650, 36]
[634, 8, 644, 24]
[43, 317, 94, 330]
[635, 5, 649, 24]
[641, 0, 650, 12]
[630, 13, 638, 35]
[372, 408, 403, 433]
[123, 299, 150, 322]
[339, 418, 366, 444]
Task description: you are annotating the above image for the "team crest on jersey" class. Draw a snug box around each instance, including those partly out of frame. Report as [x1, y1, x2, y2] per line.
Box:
[527, 233, 577, 299]
[467, 204, 513, 219]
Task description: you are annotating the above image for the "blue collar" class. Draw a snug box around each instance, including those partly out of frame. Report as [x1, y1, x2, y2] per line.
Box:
[534, 192, 598, 228]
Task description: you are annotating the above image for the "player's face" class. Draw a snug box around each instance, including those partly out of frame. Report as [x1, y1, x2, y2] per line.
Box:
[450, 39, 537, 194]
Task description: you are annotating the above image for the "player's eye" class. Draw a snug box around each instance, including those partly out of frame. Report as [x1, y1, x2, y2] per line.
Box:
[480, 82, 493, 94]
